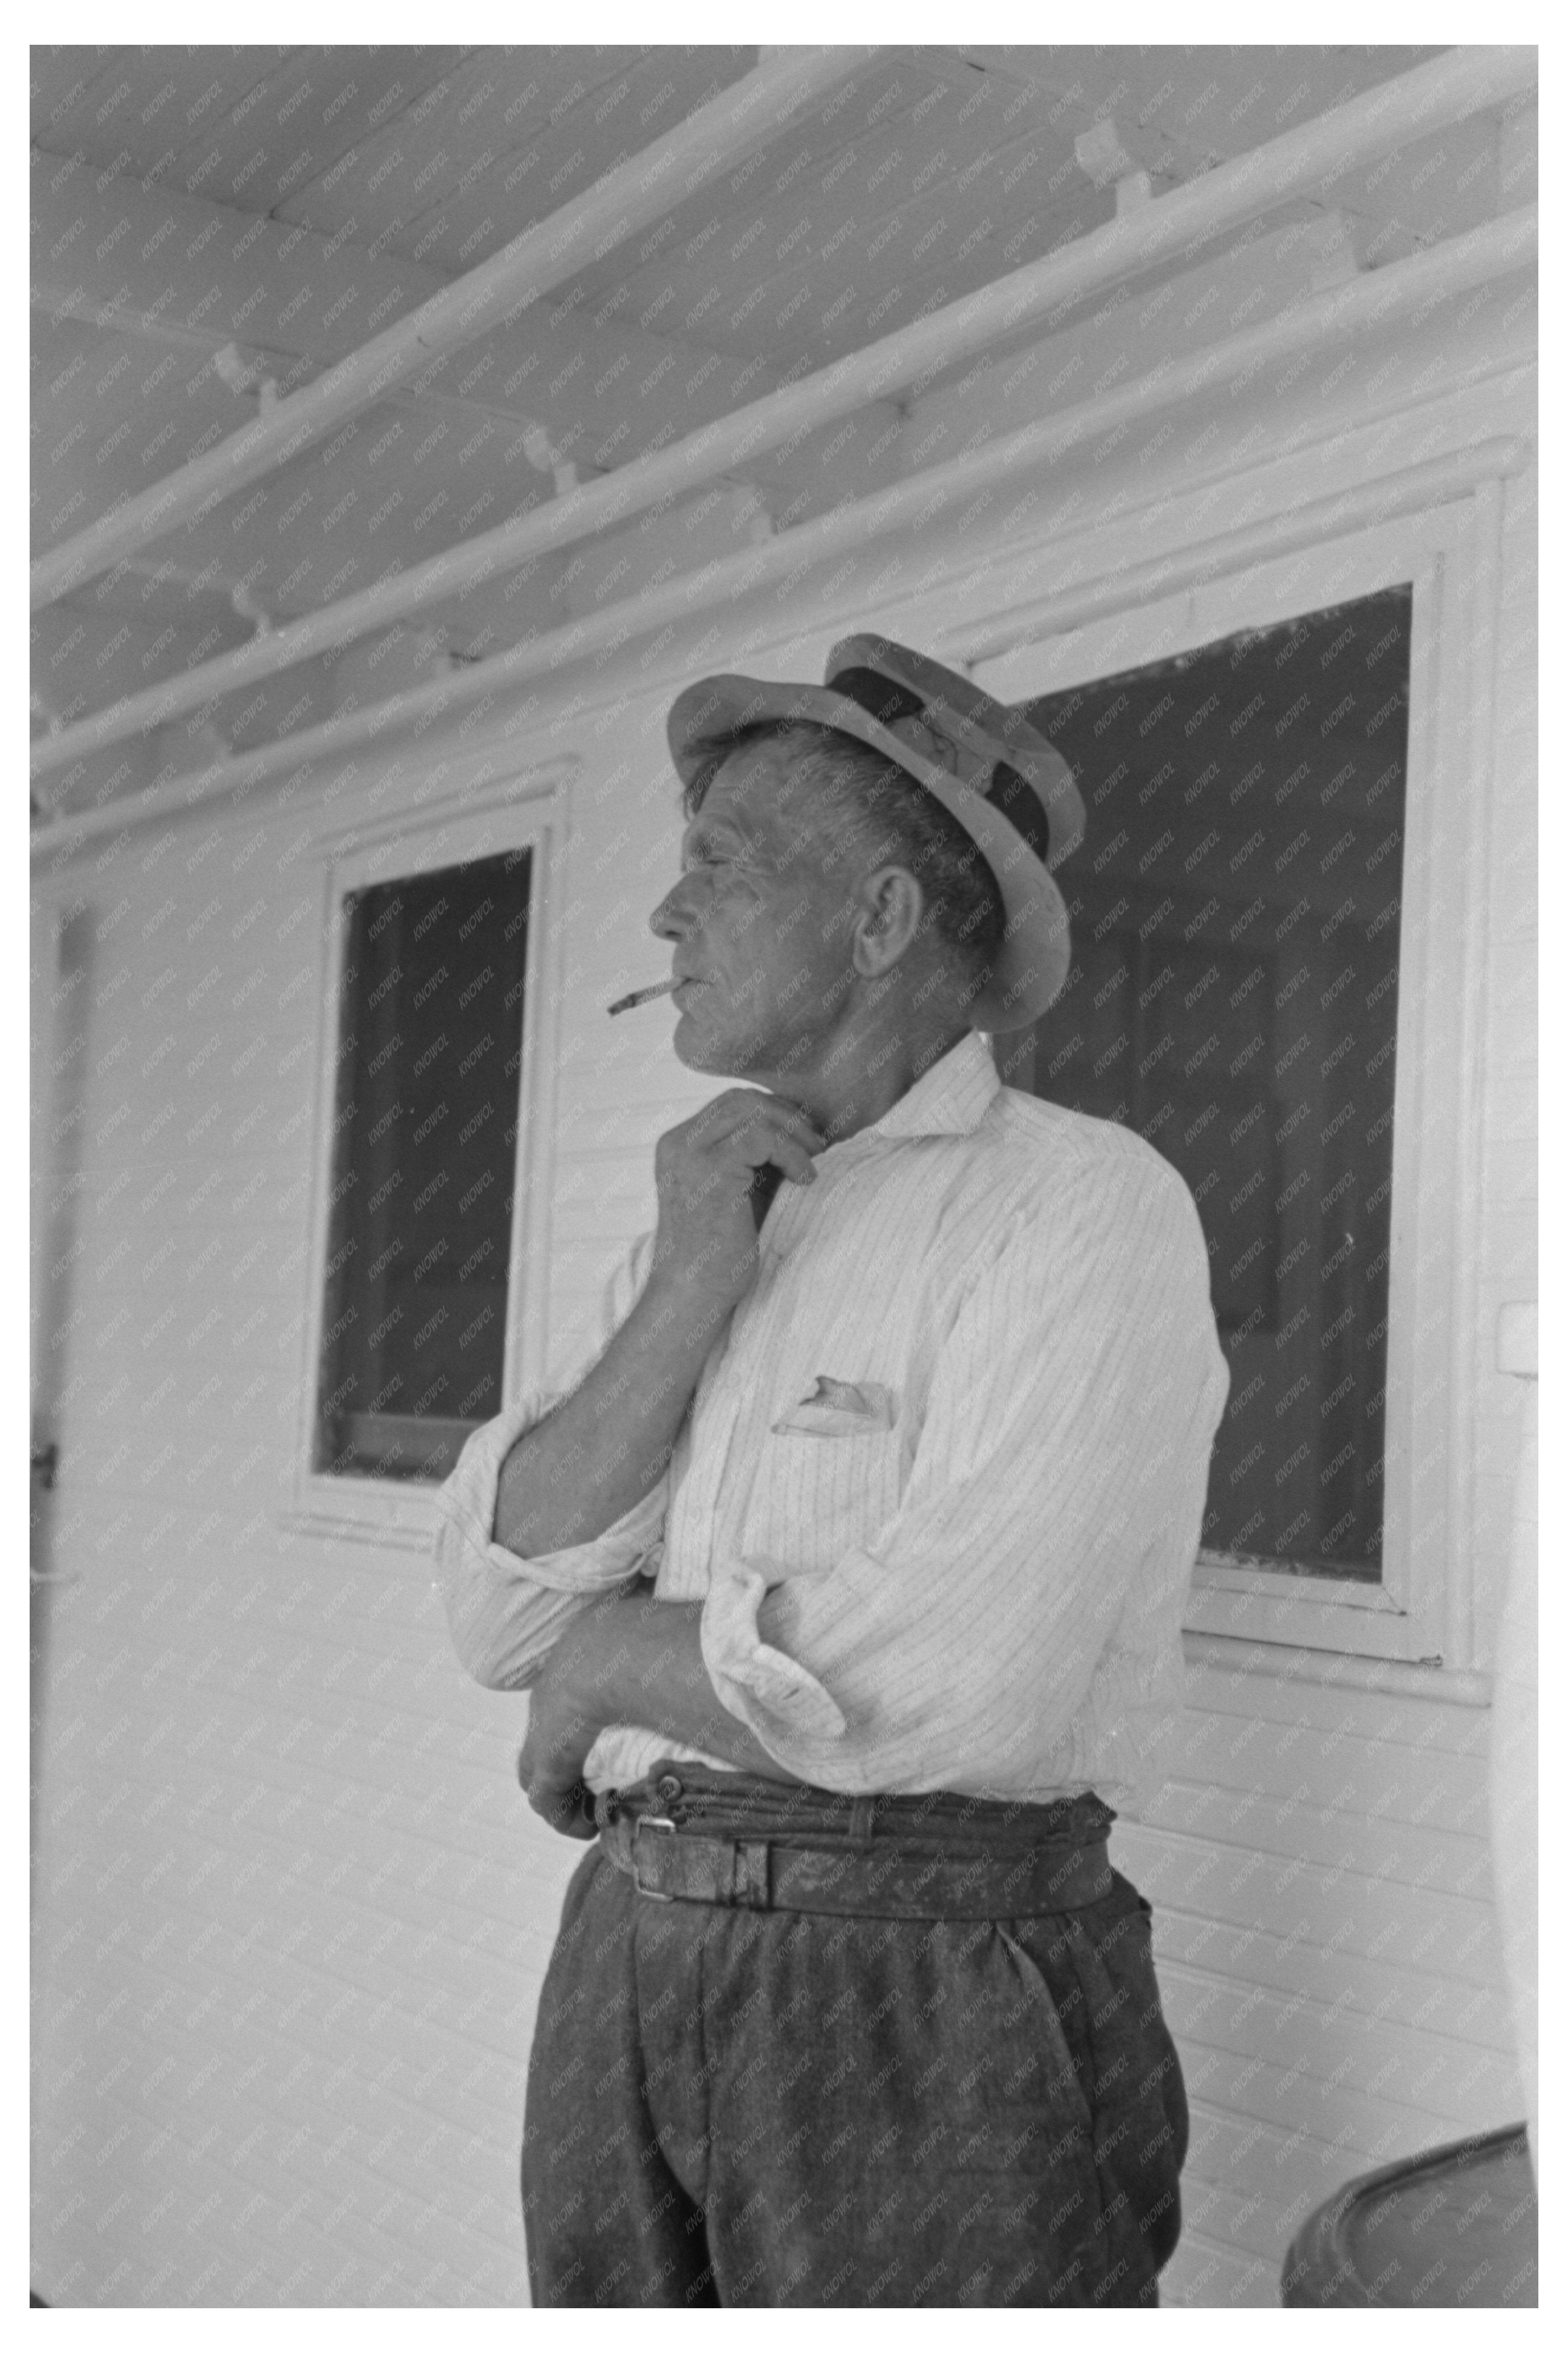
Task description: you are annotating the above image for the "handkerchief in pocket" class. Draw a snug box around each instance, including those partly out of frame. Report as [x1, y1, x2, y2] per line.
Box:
[771, 1375, 898, 1438]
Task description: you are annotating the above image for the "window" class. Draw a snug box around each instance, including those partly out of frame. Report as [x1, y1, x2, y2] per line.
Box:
[287, 762, 569, 1545]
[315, 848, 532, 1482]
[1002, 589, 1409, 1583]
[968, 456, 1514, 1664]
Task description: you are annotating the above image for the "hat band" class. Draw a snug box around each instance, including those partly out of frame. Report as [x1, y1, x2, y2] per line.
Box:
[826, 666, 1052, 866]
[826, 665, 927, 731]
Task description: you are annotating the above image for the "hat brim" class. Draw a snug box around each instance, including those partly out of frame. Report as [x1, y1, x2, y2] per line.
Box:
[666, 671, 1072, 1033]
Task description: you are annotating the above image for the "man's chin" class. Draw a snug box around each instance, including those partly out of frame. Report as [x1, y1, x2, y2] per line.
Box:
[672, 1013, 760, 1078]
[671, 1015, 725, 1073]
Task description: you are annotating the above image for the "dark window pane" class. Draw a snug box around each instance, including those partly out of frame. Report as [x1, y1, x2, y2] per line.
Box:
[1018, 588, 1409, 1580]
[316, 848, 532, 1481]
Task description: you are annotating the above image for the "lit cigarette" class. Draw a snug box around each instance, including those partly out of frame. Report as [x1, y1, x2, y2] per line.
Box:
[607, 977, 679, 1016]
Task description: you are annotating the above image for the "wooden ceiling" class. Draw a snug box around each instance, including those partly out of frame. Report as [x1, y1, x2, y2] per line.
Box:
[33, 44, 1521, 811]
[33, 45, 1459, 379]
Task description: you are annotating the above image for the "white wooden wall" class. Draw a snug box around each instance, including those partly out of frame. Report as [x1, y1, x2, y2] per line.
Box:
[31, 321, 1534, 2308]
[1127, 1661, 1521, 2303]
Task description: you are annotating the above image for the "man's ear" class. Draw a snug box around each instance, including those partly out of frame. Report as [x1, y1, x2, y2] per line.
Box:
[851, 865, 924, 978]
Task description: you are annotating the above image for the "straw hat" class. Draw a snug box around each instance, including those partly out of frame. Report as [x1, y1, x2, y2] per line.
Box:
[666, 633, 1084, 1032]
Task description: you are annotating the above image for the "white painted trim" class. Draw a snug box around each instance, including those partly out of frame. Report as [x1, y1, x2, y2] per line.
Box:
[1181, 1582, 1439, 1664]
[1376, 543, 1449, 1643]
[946, 442, 1527, 669]
[283, 756, 575, 1548]
[967, 451, 1521, 1671]
[505, 794, 570, 1407]
[1181, 1630, 1493, 1709]
[1443, 479, 1505, 1666]
[1193, 1559, 1405, 1614]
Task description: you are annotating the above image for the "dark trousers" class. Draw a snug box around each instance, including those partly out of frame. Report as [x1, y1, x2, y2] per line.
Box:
[521, 1776, 1187, 2307]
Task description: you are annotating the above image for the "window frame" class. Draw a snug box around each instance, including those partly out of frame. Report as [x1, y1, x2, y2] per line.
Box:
[969, 474, 1508, 1667]
[282, 757, 575, 1551]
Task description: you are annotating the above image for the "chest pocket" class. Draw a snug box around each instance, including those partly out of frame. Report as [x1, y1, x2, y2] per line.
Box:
[738, 1377, 908, 1581]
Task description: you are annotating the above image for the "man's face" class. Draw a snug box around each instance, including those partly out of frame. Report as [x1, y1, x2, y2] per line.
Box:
[648, 741, 860, 1083]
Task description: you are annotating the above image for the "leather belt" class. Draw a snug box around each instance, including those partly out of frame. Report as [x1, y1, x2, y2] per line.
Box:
[595, 1800, 1114, 1920]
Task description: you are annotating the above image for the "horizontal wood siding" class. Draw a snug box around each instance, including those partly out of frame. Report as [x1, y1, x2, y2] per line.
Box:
[1122, 1654, 1523, 2304]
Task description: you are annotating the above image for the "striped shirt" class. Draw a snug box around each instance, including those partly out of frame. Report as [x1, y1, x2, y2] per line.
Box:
[434, 1032, 1230, 1811]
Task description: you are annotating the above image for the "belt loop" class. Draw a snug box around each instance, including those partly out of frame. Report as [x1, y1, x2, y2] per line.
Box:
[736, 1840, 771, 1908]
[849, 1796, 875, 1844]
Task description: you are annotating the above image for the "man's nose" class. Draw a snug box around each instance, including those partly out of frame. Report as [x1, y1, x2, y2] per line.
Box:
[648, 877, 696, 940]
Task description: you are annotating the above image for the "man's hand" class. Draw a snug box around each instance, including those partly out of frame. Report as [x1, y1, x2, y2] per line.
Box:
[517, 1658, 600, 1839]
[493, 1091, 823, 1564]
[650, 1088, 824, 1314]
[515, 1589, 805, 1838]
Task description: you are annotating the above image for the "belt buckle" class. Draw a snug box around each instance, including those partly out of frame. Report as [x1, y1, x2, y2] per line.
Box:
[631, 1815, 677, 1901]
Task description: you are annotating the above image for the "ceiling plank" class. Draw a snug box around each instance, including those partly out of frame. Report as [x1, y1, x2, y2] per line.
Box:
[281, 48, 746, 270]
[30, 47, 478, 212]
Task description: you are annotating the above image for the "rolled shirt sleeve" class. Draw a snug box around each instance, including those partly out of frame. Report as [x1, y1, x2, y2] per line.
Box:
[699, 1145, 1230, 1796]
[432, 1232, 667, 1690]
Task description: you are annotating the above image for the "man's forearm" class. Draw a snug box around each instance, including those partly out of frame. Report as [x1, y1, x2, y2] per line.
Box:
[494, 1274, 733, 1559]
[533, 1591, 801, 1789]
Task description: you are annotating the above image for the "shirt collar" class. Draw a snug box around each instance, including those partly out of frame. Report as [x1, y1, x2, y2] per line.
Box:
[856, 1030, 1001, 1145]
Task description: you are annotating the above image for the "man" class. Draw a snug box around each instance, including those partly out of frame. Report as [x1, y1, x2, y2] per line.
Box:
[434, 635, 1230, 2307]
